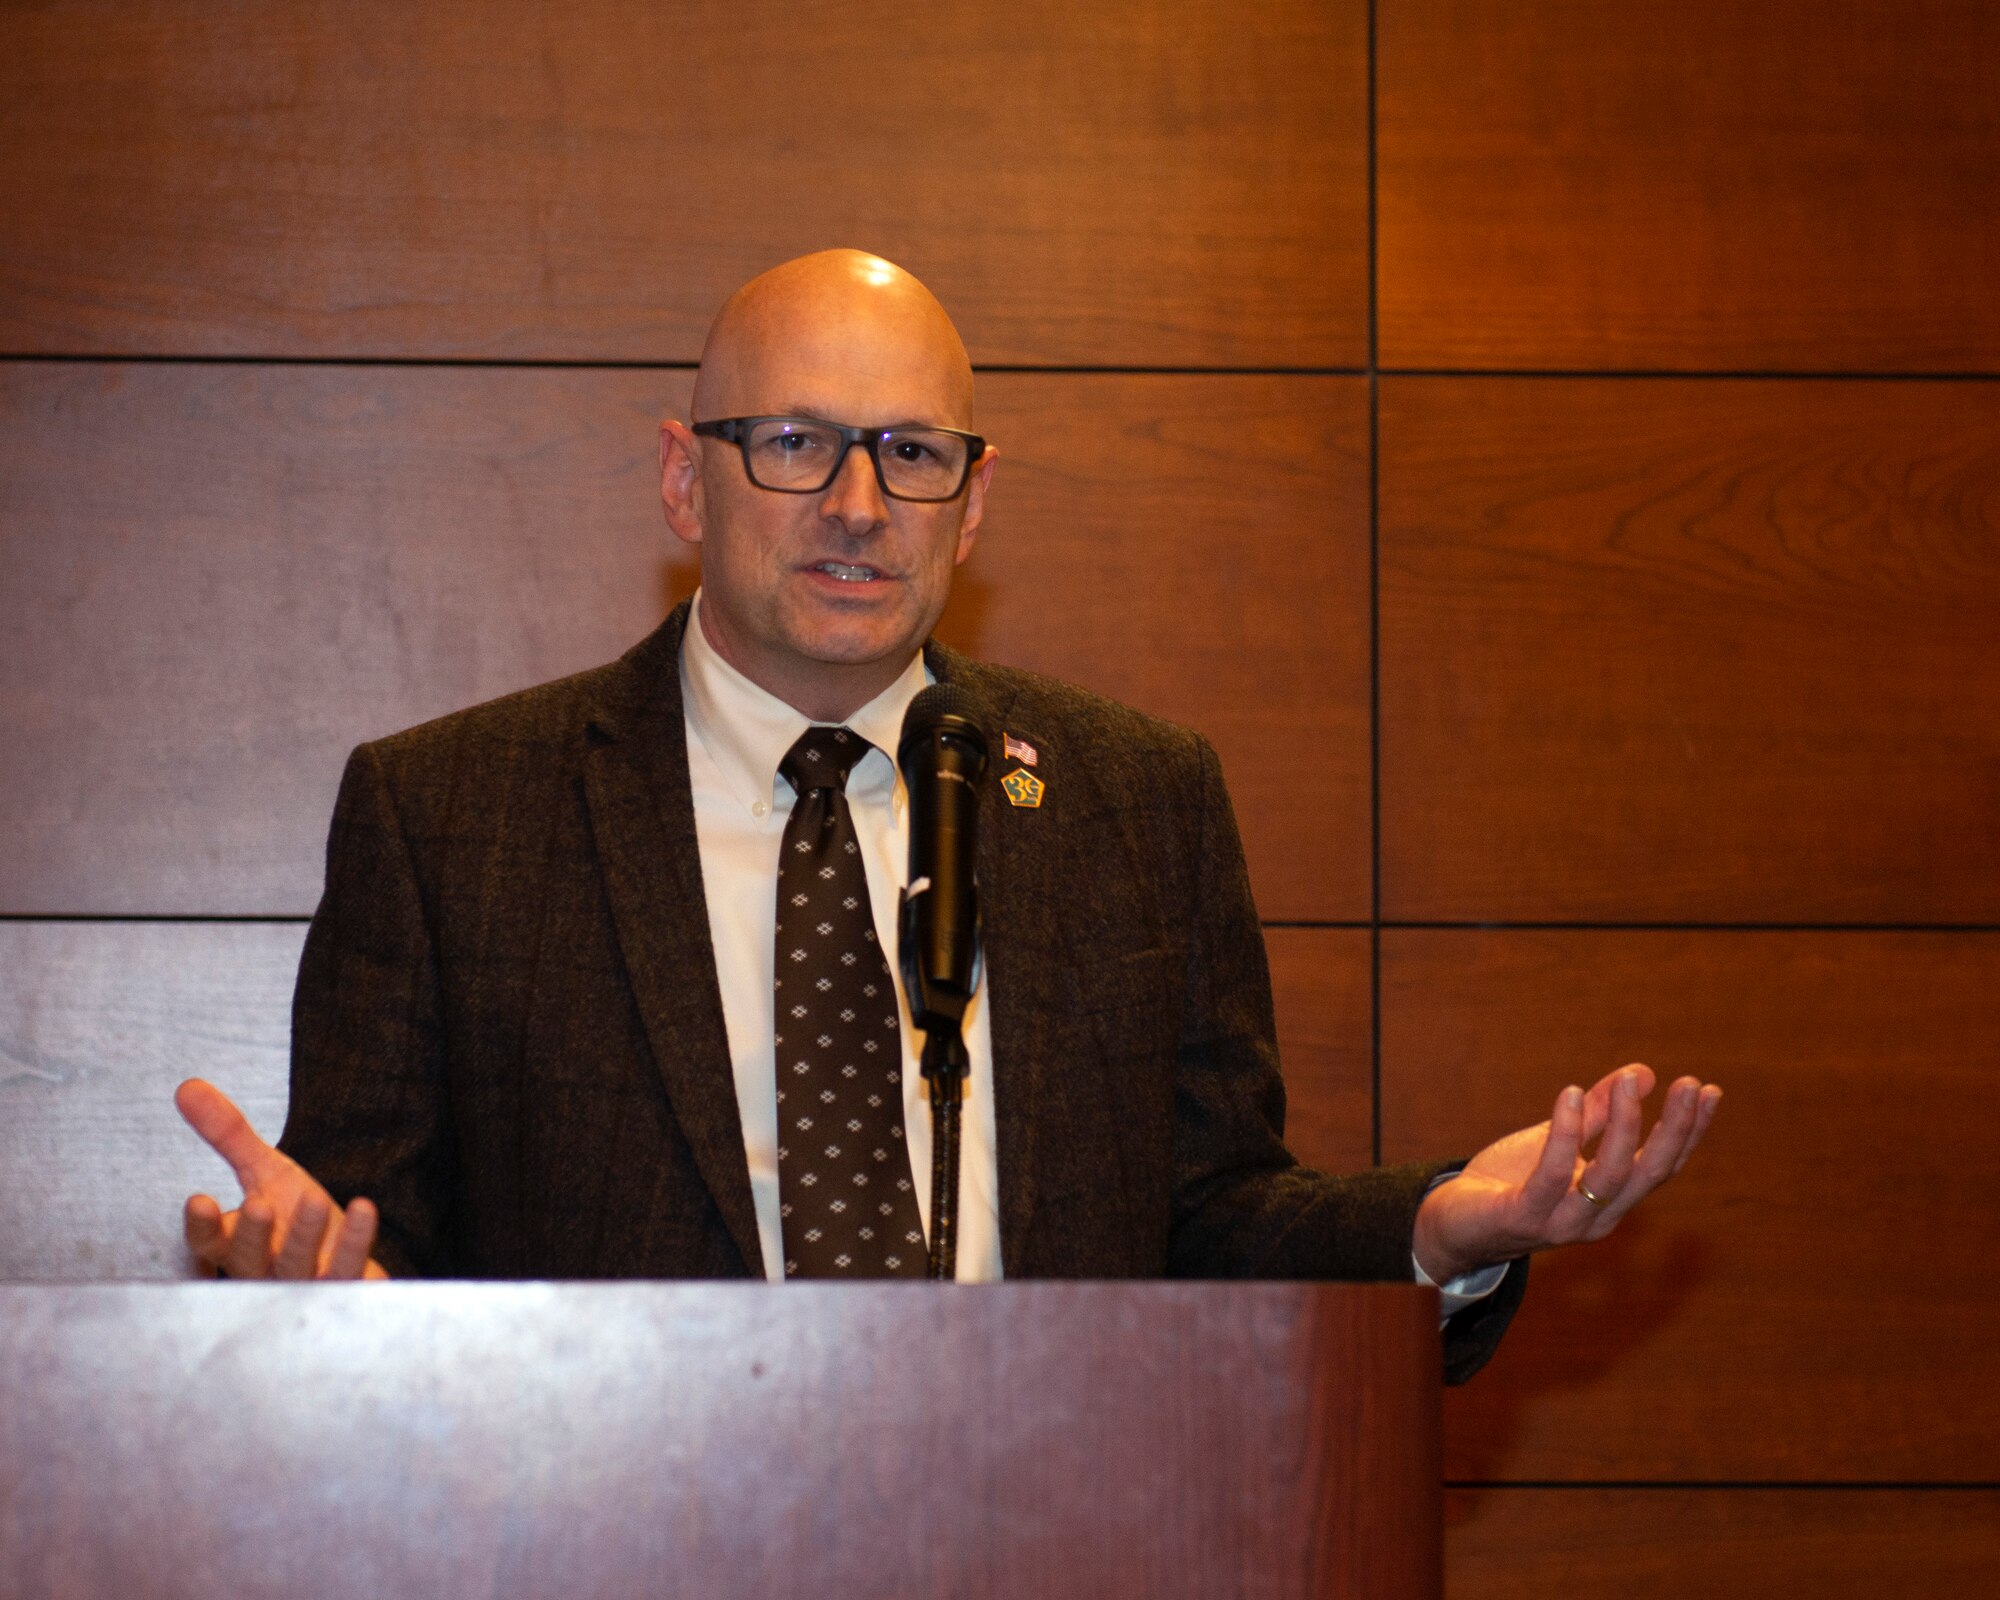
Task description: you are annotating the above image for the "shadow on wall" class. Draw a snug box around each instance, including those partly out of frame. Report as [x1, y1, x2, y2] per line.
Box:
[1443, 1210, 1716, 1489]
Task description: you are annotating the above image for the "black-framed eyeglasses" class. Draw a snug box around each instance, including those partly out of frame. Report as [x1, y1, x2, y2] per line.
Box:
[692, 416, 986, 503]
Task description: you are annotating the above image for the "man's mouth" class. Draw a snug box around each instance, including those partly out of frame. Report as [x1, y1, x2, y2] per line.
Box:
[810, 561, 885, 583]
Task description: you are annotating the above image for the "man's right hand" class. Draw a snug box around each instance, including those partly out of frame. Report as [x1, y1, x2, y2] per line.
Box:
[175, 1078, 388, 1279]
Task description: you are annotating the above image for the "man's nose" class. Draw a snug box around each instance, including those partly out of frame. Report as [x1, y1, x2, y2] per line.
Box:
[818, 441, 890, 534]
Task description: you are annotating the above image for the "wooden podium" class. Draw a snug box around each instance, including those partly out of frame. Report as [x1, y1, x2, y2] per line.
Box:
[0, 1282, 1441, 1599]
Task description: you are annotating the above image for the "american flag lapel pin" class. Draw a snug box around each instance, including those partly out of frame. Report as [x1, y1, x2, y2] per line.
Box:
[999, 733, 1044, 808]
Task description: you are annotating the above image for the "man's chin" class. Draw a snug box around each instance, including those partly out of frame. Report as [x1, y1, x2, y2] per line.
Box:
[792, 627, 922, 670]
[784, 602, 933, 670]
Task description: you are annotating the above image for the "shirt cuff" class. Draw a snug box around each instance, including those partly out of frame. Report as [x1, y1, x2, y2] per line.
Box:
[1412, 1252, 1510, 1322]
[1413, 1168, 1510, 1324]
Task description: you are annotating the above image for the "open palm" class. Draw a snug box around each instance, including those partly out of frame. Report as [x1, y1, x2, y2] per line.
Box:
[1414, 1064, 1722, 1284]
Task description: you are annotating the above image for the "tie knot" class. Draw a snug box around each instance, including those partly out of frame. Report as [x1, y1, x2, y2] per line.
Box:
[780, 725, 870, 797]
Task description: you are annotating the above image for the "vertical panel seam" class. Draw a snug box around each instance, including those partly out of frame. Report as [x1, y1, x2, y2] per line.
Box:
[1366, 0, 1383, 1168]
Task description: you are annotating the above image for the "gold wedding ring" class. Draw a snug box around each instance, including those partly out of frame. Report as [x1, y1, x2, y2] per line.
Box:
[1576, 1179, 1609, 1208]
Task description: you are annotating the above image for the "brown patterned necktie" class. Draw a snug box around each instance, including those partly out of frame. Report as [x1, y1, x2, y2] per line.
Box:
[774, 726, 927, 1278]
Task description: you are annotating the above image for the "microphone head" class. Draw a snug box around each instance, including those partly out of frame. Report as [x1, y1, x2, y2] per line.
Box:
[898, 681, 990, 765]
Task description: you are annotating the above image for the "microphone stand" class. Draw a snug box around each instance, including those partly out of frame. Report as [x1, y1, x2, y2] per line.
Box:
[902, 884, 978, 1281]
[919, 1025, 970, 1281]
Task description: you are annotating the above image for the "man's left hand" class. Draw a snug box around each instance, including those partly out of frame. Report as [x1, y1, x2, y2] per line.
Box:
[1413, 1064, 1722, 1285]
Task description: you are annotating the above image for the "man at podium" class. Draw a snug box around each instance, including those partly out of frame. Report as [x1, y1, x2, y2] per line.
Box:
[175, 250, 1720, 1382]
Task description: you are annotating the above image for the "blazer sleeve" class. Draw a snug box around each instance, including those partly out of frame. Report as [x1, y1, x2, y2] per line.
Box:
[278, 742, 458, 1278]
[1164, 734, 1524, 1383]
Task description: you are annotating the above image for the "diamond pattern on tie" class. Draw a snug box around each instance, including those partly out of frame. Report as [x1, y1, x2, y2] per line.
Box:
[774, 726, 926, 1279]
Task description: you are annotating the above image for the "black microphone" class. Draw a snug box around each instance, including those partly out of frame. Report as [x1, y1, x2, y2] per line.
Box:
[896, 682, 989, 1036]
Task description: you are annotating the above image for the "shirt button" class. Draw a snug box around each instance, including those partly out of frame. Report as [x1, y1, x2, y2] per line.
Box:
[752, 799, 770, 818]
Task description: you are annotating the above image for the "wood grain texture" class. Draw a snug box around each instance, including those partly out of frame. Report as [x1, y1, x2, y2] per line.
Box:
[0, 921, 302, 1281]
[0, 1282, 1442, 1599]
[944, 374, 1373, 922]
[0, 0, 1367, 367]
[0, 362, 693, 914]
[1265, 928, 1374, 1176]
[1379, 377, 2000, 923]
[1, 364, 1367, 919]
[1445, 1489, 2000, 1600]
[1379, 0, 2000, 371]
[1381, 928, 2000, 1482]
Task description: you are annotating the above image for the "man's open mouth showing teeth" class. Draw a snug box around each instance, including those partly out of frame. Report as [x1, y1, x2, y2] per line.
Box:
[814, 562, 881, 582]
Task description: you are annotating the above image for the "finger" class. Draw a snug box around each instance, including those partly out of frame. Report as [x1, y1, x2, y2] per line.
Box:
[1584, 1072, 1616, 1152]
[223, 1196, 277, 1279]
[1519, 1086, 1586, 1217]
[183, 1194, 232, 1271]
[174, 1079, 278, 1191]
[322, 1197, 379, 1280]
[1599, 1074, 1702, 1222]
[271, 1191, 332, 1280]
[1671, 1084, 1724, 1176]
[1577, 1066, 1649, 1211]
[1579, 1062, 1654, 1151]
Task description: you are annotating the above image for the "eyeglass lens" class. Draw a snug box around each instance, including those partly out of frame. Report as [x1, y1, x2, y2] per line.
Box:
[742, 419, 969, 499]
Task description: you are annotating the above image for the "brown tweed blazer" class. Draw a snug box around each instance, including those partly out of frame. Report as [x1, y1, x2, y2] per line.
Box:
[281, 603, 1523, 1381]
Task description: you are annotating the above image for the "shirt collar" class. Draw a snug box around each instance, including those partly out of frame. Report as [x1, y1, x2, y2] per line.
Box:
[679, 588, 932, 809]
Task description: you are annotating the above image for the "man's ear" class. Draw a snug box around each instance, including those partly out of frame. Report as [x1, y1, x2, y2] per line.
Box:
[660, 419, 706, 547]
[953, 446, 998, 565]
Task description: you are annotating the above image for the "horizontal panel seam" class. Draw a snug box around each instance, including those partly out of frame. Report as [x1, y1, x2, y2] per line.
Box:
[0, 914, 314, 925]
[8, 917, 1999, 931]
[1447, 1479, 2000, 1491]
[1380, 367, 2000, 383]
[0, 352, 1372, 377]
[1379, 921, 2000, 933]
[11, 917, 1999, 933]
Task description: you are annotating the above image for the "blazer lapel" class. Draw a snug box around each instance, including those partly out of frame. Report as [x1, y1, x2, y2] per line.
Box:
[582, 608, 764, 1276]
[930, 646, 1078, 1277]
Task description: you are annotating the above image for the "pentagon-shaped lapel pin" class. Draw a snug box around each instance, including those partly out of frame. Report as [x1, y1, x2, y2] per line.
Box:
[1001, 767, 1045, 808]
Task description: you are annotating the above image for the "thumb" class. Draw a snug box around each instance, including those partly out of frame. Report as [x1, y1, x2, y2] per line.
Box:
[175, 1079, 277, 1191]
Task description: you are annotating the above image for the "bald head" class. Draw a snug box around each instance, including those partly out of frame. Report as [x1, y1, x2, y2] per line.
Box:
[661, 250, 996, 721]
[691, 249, 975, 429]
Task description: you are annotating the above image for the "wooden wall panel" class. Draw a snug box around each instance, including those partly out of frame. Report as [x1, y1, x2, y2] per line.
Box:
[0, 0, 1367, 367]
[1264, 929, 1373, 1176]
[1378, 0, 2000, 371]
[1381, 928, 2000, 1482]
[0, 921, 303, 1281]
[1444, 1489, 2000, 1600]
[947, 375, 1373, 922]
[1, 364, 1367, 920]
[0, 362, 692, 915]
[1379, 377, 2000, 924]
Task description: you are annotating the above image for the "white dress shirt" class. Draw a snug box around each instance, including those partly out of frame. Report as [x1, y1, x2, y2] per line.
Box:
[679, 591, 1501, 1310]
[681, 593, 1001, 1282]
